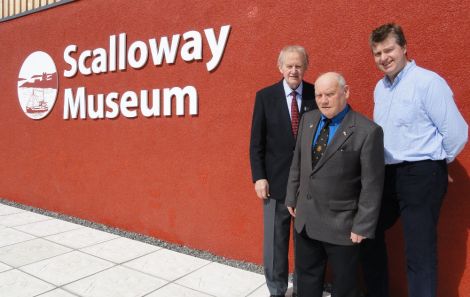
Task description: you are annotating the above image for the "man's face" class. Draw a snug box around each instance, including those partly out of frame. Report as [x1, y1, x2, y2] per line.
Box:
[371, 34, 407, 81]
[279, 51, 306, 89]
[315, 74, 349, 119]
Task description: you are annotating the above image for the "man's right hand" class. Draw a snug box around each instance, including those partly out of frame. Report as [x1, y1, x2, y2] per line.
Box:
[287, 206, 296, 217]
[254, 179, 270, 199]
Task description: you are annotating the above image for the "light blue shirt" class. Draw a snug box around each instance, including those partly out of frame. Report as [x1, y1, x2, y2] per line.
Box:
[282, 80, 302, 119]
[314, 105, 350, 145]
[373, 60, 468, 164]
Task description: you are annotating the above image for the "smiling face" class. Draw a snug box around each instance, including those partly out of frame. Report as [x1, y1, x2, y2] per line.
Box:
[279, 51, 306, 89]
[314, 73, 349, 119]
[371, 34, 408, 81]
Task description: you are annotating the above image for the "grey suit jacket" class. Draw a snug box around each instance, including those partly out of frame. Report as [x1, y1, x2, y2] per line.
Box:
[285, 108, 384, 246]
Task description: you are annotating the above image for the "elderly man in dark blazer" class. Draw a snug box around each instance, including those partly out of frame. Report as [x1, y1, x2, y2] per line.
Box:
[250, 45, 317, 297]
[285, 72, 384, 297]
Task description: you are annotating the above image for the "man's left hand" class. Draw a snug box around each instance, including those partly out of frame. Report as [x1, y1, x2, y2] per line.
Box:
[350, 232, 366, 244]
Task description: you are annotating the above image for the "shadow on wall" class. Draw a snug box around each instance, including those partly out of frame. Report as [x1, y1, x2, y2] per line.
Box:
[387, 159, 469, 296]
[438, 160, 469, 296]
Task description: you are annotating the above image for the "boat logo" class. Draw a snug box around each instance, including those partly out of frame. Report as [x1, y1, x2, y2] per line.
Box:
[17, 51, 58, 120]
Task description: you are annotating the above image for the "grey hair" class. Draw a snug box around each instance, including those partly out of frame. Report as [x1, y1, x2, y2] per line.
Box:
[316, 72, 347, 89]
[337, 73, 346, 89]
[277, 45, 309, 69]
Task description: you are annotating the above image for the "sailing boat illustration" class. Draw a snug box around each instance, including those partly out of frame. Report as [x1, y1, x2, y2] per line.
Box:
[17, 51, 58, 120]
[18, 71, 57, 117]
[26, 88, 48, 114]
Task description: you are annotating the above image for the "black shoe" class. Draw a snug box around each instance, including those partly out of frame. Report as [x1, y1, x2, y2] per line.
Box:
[270, 295, 284, 297]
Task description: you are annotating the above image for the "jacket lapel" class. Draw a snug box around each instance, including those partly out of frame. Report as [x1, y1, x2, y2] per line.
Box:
[275, 80, 295, 142]
[312, 110, 356, 173]
[276, 81, 291, 128]
[300, 82, 315, 115]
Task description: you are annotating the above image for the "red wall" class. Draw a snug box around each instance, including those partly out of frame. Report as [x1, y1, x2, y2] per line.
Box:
[1, 0, 469, 296]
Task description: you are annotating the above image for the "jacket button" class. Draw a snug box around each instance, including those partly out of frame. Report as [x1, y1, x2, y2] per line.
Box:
[306, 194, 312, 200]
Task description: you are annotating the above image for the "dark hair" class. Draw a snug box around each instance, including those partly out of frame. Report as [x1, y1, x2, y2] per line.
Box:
[369, 23, 407, 47]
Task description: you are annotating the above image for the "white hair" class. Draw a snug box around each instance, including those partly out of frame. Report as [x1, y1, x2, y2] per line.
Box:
[277, 45, 309, 69]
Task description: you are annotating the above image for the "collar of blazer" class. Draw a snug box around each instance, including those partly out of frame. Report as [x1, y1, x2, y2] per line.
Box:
[309, 109, 356, 174]
[276, 79, 314, 117]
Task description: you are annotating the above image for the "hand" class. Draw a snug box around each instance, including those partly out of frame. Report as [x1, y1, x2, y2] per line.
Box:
[287, 206, 296, 217]
[350, 232, 366, 244]
[448, 174, 454, 183]
[254, 179, 270, 199]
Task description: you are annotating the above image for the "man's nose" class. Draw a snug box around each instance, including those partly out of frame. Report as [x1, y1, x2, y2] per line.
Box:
[380, 53, 387, 62]
[317, 95, 327, 103]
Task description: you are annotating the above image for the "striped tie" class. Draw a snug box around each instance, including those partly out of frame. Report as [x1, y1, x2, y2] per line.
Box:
[291, 91, 300, 137]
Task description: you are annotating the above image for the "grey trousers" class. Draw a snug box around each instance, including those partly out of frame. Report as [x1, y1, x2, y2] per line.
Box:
[263, 198, 296, 295]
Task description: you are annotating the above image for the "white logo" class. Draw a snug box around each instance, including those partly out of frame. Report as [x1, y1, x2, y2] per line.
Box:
[17, 51, 58, 120]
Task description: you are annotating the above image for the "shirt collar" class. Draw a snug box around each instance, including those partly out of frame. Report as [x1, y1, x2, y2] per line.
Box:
[383, 60, 416, 88]
[282, 79, 303, 97]
[321, 104, 350, 125]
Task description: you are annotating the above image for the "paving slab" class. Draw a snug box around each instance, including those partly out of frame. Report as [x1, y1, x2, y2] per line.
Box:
[80, 237, 159, 264]
[0, 228, 36, 248]
[0, 238, 71, 267]
[64, 265, 167, 297]
[45, 226, 119, 249]
[14, 219, 83, 237]
[21, 251, 113, 286]
[175, 262, 265, 297]
[124, 248, 210, 281]
[0, 269, 54, 297]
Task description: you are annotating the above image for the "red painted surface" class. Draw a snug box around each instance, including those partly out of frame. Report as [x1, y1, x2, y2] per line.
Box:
[1, 1, 469, 296]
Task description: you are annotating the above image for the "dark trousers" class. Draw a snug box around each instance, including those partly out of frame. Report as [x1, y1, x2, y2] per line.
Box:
[295, 228, 359, 297]
[361, 160, 447, 297]
[263, 198, 296, 295]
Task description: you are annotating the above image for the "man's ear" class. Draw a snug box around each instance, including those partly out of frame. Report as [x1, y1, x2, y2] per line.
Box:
[344, 85, 350, 99]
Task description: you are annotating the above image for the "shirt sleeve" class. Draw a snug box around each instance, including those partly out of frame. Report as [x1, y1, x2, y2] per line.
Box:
[422, 76, 468, 163]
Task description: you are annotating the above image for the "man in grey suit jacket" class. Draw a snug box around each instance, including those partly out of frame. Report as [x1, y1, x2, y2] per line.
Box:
[285, 72, 384, 297]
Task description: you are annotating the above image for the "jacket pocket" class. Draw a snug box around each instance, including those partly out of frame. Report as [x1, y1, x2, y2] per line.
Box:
[329, 199, 357, 211]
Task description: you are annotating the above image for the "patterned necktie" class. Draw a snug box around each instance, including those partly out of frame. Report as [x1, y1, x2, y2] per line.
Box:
[312, 118, 331, 168]
[291, 91, 300, 137]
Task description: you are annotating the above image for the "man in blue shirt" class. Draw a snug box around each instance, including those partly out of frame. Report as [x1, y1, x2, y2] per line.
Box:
[361, 23, 468, 297]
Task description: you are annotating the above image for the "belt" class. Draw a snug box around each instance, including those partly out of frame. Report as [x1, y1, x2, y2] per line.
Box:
[386, 159, 446, 168]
